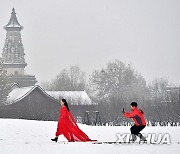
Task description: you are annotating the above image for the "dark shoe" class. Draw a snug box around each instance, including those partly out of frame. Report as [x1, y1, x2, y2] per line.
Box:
[51, 137, 58, 142]
[140, 138, 147, 142]
[137, 133, 147, 141]
[129, 139, 136, 143]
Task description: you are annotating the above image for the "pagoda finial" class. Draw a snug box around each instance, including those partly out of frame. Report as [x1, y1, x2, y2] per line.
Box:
[4, 8, 23, 31]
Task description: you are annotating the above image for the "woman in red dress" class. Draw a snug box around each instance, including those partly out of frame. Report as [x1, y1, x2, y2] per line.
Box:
[51, 99, 92, 142]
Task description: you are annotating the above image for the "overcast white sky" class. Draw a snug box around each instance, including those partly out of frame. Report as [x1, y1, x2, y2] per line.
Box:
[0, 0, 180, 85]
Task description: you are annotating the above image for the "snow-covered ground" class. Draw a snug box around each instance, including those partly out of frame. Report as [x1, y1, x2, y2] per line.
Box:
[0, 119, 179, 154]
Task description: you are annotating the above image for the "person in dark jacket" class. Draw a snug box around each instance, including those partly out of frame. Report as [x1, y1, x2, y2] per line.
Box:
[123, 102, 146, 142]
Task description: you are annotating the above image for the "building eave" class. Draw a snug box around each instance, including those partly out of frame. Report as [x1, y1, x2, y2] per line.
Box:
[5, 85, 58, 106]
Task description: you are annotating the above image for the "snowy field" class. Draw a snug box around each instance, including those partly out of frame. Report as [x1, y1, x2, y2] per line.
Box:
[0, 119, 180, 154]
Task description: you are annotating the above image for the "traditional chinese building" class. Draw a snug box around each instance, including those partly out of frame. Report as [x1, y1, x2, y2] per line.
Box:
[2, 8, 36, 87]
[0, 85, 59, 121]
[0, 85, 98, 122]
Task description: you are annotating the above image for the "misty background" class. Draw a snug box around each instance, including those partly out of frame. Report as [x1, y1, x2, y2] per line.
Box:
[0, 0, 180, 85]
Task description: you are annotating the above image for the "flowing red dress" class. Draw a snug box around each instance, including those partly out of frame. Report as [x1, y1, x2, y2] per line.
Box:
[56, 106, 91, 142]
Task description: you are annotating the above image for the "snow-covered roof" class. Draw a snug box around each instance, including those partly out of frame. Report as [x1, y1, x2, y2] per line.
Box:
[4, 85, 94, 106]
[5, 86, 32, 105]
[46, 91, 93, 105]
[4, 85, 57, 106]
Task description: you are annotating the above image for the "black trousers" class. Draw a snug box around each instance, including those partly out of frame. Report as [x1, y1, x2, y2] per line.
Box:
[130, 125, 145, 135]
[130, 125, 146, 141]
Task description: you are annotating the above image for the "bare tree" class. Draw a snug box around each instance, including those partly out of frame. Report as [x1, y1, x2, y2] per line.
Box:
[89, 59, 149, 123]
[148, 78, 169, 101]
[41, 65, 86, 91]
[90, 59, 148, 102]
[147, 78, 180, 124]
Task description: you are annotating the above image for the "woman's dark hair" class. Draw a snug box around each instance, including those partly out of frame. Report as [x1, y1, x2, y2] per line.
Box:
[61, 99, 70, 111]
